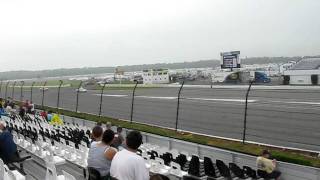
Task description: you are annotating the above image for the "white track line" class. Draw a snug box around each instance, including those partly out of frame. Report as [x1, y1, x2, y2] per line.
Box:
[268, 100, 320, 105]
[93, 94, 256, 103]
[135, 96, 177, 100]
[99, 94, 128, 97]
[186, 97, 256, 103]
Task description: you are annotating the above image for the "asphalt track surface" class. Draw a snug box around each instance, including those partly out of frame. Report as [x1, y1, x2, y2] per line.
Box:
[5, 86, 320, 152]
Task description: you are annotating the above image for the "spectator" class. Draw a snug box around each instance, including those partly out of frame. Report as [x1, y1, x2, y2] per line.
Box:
[88, 129, 118, 178]
[40, 111, 48, 121]
[0, 98, 4, 107]
[106, 122, 112, 130]
[150, 174, 170, 180]
[96, 121, 102, 126]
[110, 130, 149, 180]
[257, 150, 281, 180]
[49, 113, 64, 125]
[0, 121, 17, 163]
[112, 126, 124, 149]
[0, 104, 8, 117]
[8, 98, 15, 109]
[29, 101, 35, 114]
[47, 111, 53, 122]
[91, 125, 103, 142]
[18, 106, 26, 119]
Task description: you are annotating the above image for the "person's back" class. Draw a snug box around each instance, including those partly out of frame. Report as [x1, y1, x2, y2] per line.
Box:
[0, 123, 17, 163]
[87, 142, 112, 177]
[110, 130, 149, 180]
[87, 129, 117, 178]
[256, 156, 274, 173]
[256, 150, 281, 180]
[0, 106, 7, 117]
[111, 149, 148, 180]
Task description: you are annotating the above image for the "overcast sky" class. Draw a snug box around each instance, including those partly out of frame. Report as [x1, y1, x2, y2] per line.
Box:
[0, 0, 320, 72]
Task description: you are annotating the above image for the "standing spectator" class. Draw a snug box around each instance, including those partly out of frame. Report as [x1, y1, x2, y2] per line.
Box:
[112, 126, 124, 149]
[256, 150, 281, 180]
[87, 129, 118, 179]
[110, 130, 149, 180]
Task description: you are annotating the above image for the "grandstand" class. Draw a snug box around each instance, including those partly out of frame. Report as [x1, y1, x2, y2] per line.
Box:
[0, 109, 319, 180]
[290, 58, 320, 70]
[284, 58, 320, 85]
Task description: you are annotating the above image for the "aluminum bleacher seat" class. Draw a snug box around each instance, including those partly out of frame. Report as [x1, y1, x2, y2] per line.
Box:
[1, 159, 26, 180]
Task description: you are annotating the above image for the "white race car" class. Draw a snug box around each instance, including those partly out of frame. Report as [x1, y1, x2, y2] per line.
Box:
[39, 87, 49, 91]
[76, 87, 87, 93]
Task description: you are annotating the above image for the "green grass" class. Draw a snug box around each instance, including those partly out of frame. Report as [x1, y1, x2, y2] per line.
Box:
[34, 104, 320, 168]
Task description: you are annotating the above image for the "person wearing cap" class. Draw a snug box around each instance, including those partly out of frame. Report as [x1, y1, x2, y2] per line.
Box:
[110, 130, 149, 180]
[256, 150, 281, 180]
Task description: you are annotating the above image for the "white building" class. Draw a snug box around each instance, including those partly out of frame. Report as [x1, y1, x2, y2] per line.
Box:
[142, 69, 170, 84]
[284, 58, 320, 85]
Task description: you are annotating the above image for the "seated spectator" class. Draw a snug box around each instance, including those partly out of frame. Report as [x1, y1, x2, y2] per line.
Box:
[5, 104, 13, 114]
[91, 125, 104, 143]
[47, 111, 53, 122]
[0, 104, 8, 117]
[29, 101, 35, 114]
[112, 126, 124, 149]
[40, 111, 48, 121]
[96, 121, 103, 126]
[256, 150, 281, 180]
[18, 105, 26, 118]
[106, 121, 112, 130]
[0, 121, 17, 163]
[150, 174, 170, 180]
[110, 130, 149, 180]
[88, 129, 118, 179]
[49, 113, 64, 125]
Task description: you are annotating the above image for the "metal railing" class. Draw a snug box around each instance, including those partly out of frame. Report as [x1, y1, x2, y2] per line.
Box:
[0, 80, 319, 152]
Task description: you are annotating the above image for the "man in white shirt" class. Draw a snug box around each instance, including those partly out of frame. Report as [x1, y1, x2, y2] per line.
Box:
[110, 130, 149, 180]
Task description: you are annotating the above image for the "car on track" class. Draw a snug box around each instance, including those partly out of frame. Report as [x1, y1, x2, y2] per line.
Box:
[76, 87, 87, 93]
[39, 87, 49, 91]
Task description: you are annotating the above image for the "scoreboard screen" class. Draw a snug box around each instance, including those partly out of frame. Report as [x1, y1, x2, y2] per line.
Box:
[220, 51, 241, 69]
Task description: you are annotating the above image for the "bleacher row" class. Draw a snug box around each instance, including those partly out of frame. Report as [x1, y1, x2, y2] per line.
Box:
[1, 113, 266, 180]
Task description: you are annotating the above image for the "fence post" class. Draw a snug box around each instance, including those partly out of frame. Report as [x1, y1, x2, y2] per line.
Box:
[11, 81, 17, 100]
[41, 81, 47, 109]
[5, 81, 10, 100]
[130, 81, 139, 123]
[57, 80, 63, 111]
[175, 81, 185, 131]
[20, 81, 24, 102]
[0, 80, 2, 97]
[210, 73, 213, 89]
[242, 80, 254, 144]
[99, 83, 107, 117]
[75, 81, 83, 113]
[30, 82, 35, 103]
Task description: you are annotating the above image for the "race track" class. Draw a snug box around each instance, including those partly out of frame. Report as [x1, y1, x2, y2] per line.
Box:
[6, 86, 320, 152]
